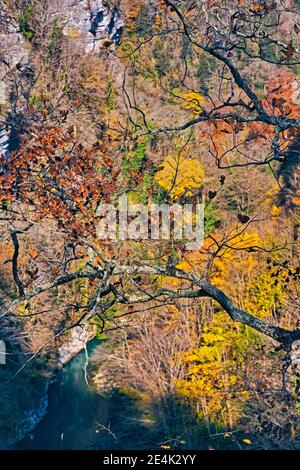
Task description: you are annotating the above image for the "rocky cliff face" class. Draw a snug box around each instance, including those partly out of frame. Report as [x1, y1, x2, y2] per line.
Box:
[61, 0, 124, 51]
[1, 1, 123, 57]
[57, 326, 94, 366]
[0, 0, 124, 158]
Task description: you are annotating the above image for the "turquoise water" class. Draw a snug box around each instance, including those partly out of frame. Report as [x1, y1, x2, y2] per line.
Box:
[17, 341, 228, 450]
[17, 340, 165, 450]
[18, 340, 111, 449]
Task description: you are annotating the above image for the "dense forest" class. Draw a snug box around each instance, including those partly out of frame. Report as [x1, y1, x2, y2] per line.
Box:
[0, 0, 300, 451]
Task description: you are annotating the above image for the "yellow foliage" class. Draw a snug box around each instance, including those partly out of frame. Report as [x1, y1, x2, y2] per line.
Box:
[244, 267, 287, 319]
[212, 230, 261, 290]
[182, 91, 205, 115]
[18, 303, 29, 316]
[211, 229, 287, 319]
[66, 27, 80, 39]
[271, 205, 282, 218]
[175, 222, 290, 428]
[176, 260, 191, 271]
[243, 439, 252, 445]
[155, 149, 205, 200]
[176, 312, 252, 427]
[292, 195, 300, 207]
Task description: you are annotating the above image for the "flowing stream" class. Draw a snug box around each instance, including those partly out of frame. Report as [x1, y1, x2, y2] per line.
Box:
[17, 339, 162, 450]
[18, 340, 108, 449]
[14, 339, 233, 450]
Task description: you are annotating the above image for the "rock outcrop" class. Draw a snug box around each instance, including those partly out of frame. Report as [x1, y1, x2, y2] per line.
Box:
[58, 325, 94, 366]
[61, 0, 124, 51]
[0, 0, 124, 158]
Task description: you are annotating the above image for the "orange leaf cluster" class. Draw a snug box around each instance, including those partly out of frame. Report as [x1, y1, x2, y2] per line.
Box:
[0, 127, 119, 239]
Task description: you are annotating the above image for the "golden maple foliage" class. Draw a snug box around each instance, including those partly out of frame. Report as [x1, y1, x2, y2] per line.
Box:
[155, 147, 205, 200]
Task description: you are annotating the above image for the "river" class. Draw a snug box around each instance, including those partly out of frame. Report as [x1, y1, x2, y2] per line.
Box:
[14, 337, 241, 450]
[17, 340, 164, 450]
[17, 340, 106, 449]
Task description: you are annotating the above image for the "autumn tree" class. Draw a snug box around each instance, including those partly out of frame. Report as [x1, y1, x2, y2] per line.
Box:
[0, 0, 300, 386]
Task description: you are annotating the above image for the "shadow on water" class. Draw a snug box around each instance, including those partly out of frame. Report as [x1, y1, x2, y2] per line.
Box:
[17, 340, 238, 450]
